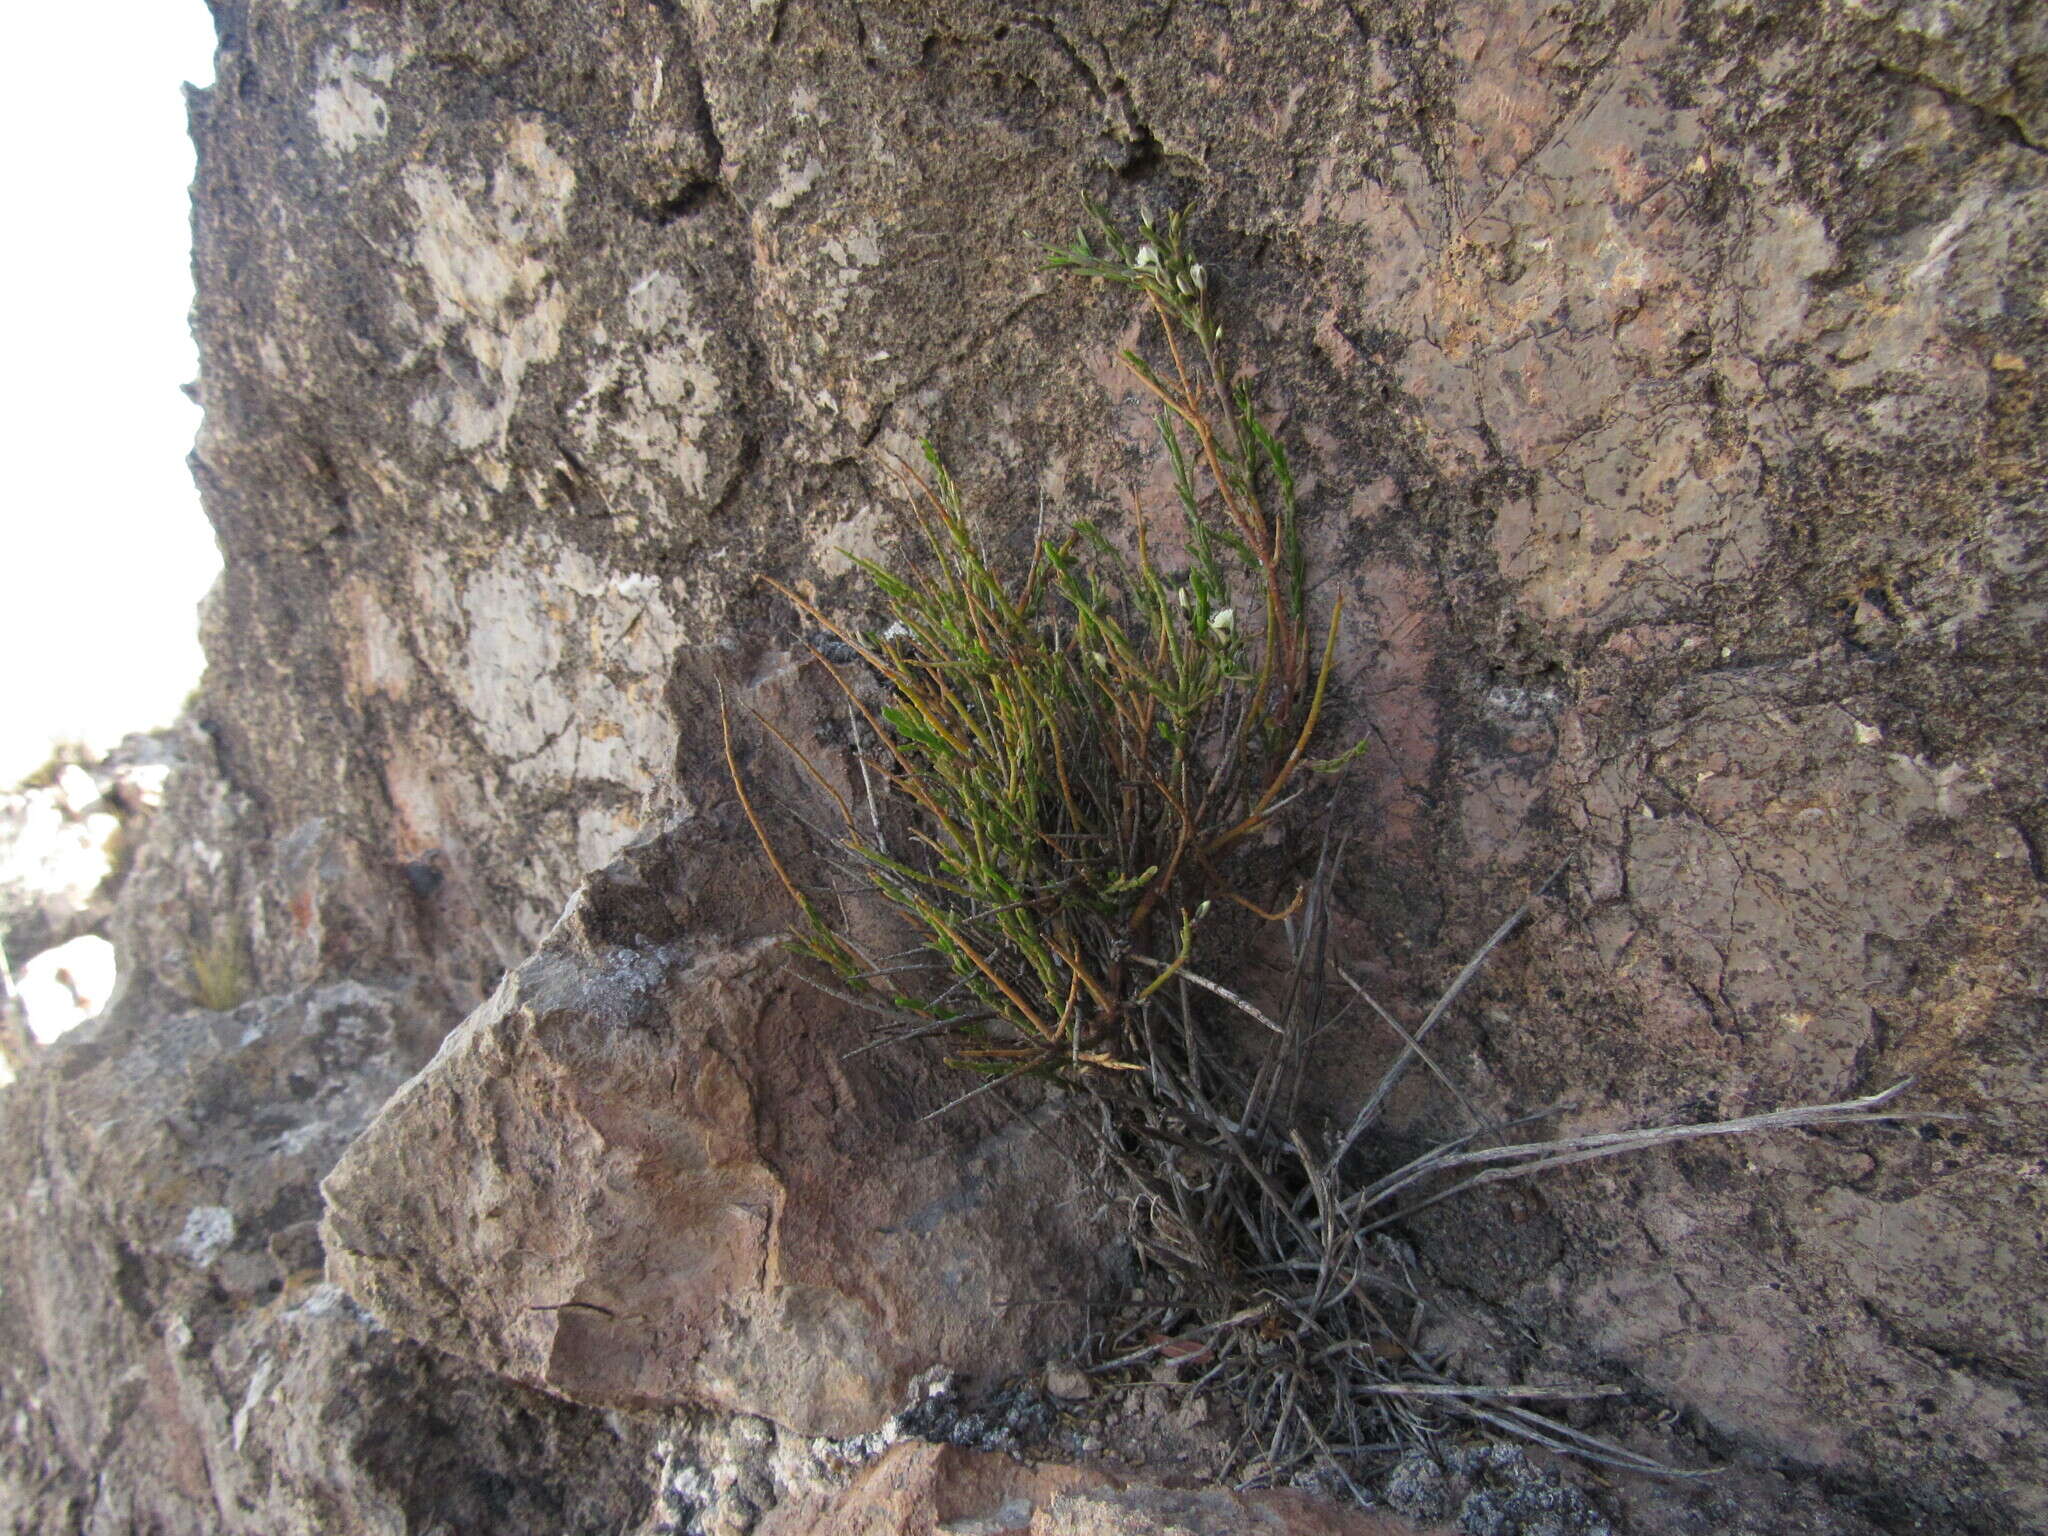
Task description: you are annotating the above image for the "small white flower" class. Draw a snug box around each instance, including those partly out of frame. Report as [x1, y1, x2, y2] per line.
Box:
[1175, 586, 1189, 608]
[1189, 262, 1207, 292]
[1134, 244, 1160, 269]
[1209, 608, 1235, 636]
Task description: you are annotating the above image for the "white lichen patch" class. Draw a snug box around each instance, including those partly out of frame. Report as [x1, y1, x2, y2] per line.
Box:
[285, 1283, 368, 1324]
[568, 269, 728, 501]
[624, 269, 687, 334]
[822, 226, 882, 274]
[429, 538, 683, 797]
[815, 504, 889, 577]
[402, 121, 575, 469]
[789, 83, 826, 124]
[576, 804, 650, 879]
[311, 45, 396, 157]
[175, 1205, 237, 1267]
[614, 572, 663, 602]
[766, 149, 824, 211]
[798, 218, 887, 359]
[449, 553, 574, 763]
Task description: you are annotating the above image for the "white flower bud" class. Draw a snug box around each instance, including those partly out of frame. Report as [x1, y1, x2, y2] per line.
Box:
[1134, 244, 1160, 269]
[1189, 262, 1207, 291]
[1209, 608, 1235, 636]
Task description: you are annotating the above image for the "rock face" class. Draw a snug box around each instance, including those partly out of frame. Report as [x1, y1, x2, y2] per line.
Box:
[751, 1442, 1445, 1536]
[1, 0, 2044, 1532]
[322, 811, 1115, 1438]
[0, 978, 659, 1534]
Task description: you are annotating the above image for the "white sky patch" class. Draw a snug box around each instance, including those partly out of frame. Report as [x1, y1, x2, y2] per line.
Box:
[0, 4, 220, 784]
[16, 935, 116, 1043]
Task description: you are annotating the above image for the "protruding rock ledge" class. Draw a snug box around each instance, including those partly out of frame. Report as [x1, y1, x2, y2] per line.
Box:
[323, 815, 1115, 1439]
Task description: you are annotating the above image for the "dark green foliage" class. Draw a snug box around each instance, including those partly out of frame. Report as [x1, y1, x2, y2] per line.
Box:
[731, 206, 1355, 1083]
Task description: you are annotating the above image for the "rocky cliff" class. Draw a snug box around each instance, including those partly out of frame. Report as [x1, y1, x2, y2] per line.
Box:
[2, 1, 2044, 1532]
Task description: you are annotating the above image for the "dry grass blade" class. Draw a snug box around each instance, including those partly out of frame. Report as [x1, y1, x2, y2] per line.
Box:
[1326, 857, 1571, 1174]
[1334, 964, 1482, 1128]
[1348, 1080, 1938, 1233]
[1132, 955, 1285, 1035]
[1076, 853, 1938, 1498]
[1350, 1382, 1626, 1401]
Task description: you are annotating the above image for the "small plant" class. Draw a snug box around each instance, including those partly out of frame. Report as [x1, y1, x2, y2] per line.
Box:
[728, 204, 1928, 1501]
[729, 204, 1353, 1085]
[186, 918, 251, 1013]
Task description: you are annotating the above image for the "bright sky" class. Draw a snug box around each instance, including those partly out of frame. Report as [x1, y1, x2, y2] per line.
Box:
[0, 3, 220, 784]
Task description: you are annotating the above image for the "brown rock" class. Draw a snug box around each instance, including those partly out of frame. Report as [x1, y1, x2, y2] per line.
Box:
[323, 816, 1112, 1438]
[1045, 1364, 1094, 1403]
[755, 1442, 1445, 1536]
[0, 979, 658, 1535]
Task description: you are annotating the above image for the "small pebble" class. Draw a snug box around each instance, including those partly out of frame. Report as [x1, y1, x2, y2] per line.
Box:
[1045, 1363, 1093, 1401]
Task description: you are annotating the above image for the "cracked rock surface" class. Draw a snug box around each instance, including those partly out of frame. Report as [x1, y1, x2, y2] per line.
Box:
[0, 978, 659, 1534]
[2, 0, 2043, 1531]
[321, 804, 1115, 1439]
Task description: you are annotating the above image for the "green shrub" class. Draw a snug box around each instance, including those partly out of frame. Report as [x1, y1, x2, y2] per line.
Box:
[729, 204, 1355, 1085]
